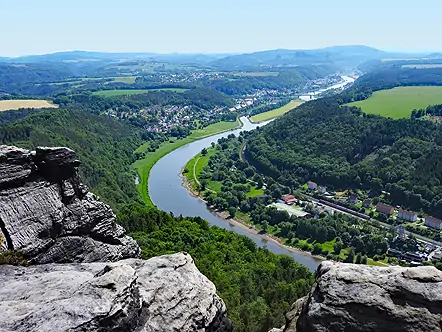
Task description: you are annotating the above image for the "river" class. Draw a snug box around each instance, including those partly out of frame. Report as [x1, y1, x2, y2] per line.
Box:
[149, 116, 323, 272]
[299, 75, 355, 101]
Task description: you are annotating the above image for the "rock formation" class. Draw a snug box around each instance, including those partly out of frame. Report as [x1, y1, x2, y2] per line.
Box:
[0, 252, 232, 332]
[274, 261, 442, 332]
[0, 145, 140, 263]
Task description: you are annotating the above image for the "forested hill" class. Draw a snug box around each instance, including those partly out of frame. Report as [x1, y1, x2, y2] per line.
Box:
[246, 99, 442, 217]
[0, 109, 144, 209]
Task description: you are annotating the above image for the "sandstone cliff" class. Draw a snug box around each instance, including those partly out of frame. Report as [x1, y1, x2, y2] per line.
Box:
[0, 252, 232, 332]
[274, 261, 442, 332]
[0, 145, 140, 263]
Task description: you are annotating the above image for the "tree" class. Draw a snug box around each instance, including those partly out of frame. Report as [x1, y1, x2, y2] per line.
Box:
[257, 178, 264, 189]
[355, 253, 362, 264]
[228, 207, 236, 218]
[261, 221, 269, 233]
[333, 241, 343, 255]
[211, 142, 215, 148]
[344, 248, 355, 263]
[312, 244, 322, 255]
[200, 179, 207, 191]
[201, 148, 208, 156]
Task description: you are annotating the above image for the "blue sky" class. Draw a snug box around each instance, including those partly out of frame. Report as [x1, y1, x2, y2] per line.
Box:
[2, 0, 442, 56]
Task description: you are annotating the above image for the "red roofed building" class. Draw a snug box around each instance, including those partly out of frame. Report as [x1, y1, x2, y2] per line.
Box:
[281, 195, 297, 205]
[398, 209, 417, 222]
[425, 216, 442, 230]
[376, 203, 394, 216]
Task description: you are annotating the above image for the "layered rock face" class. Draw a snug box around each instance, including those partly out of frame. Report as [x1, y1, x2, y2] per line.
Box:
[276, 261, 442, 332]
[0, 252, 232, 332]
[0, 145, 140, 263]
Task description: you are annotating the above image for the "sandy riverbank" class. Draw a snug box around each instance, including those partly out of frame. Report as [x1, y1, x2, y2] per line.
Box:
[181, 174, 325, 261]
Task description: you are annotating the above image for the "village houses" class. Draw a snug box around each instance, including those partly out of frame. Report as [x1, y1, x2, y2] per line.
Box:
[398, 209, 418, 222]
[376, 203, 394, 216]
[425, 216, 442, 230]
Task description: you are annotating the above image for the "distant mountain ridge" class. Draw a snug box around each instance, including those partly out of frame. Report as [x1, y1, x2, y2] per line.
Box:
[0, 45, 425, 69]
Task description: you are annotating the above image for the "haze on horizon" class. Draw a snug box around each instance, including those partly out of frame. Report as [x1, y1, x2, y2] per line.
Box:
[2, 0, 442, 57]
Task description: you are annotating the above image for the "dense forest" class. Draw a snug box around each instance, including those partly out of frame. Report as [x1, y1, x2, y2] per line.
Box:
[117, 204, 313, 332]
[0, 109, 146, 209]
[246, 98, 442, 217]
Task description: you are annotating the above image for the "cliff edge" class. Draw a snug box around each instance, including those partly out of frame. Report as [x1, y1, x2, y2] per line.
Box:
[0, 252, 232, 332]
[273, 261, 442, 332]
[0, 145, 140, 263]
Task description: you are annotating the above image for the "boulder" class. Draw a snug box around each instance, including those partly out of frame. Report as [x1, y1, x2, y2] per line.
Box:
[280, 261, 442, 332]
[0, 252, 232, 332]
[0, 145, 140, 263]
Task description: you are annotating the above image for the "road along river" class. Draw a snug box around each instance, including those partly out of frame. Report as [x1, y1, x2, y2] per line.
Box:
[148, 116, 322, 272]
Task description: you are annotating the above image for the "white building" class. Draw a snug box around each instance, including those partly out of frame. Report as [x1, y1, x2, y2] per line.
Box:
[398, 209, 418, 222]
[425, 216, 442, 230]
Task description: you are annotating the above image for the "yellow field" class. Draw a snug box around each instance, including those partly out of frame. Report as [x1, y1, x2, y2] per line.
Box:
[0, 100, 58, 111]
[250, 100, 303, 123]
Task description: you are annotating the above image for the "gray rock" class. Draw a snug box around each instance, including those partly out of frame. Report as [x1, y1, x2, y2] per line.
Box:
[0, 145, 140, 263]
[0, 252, 232, 332]
[280, 261, 442, 332]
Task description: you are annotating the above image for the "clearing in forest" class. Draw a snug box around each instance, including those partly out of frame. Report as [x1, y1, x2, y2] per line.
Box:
[0, 100, 58, 111]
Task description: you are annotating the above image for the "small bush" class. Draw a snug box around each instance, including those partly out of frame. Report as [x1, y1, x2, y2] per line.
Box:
[0, 250, 28, 266]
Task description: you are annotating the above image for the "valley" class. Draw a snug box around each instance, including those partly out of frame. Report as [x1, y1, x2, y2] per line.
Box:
[3, 45, 442, 332]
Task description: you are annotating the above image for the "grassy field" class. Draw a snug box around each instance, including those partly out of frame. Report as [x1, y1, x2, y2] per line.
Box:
[93, 88, 188, 97]
[111, 76, 138, 84]
[347, 86, 442, 119]
[0, 100, 58, 111]
[132, 120, 240, 206]
[250, 100, 303, 123]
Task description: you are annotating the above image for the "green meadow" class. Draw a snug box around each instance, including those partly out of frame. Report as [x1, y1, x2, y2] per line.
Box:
[347, 86, 442, 119]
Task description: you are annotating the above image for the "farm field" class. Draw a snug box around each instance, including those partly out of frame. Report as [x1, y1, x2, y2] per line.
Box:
[250, 100, 303, 123]
[0, 100, 58, 111]
[110, 76, 138, 84]
[346, 86, 442, 119]
[93, 88, 188, 97]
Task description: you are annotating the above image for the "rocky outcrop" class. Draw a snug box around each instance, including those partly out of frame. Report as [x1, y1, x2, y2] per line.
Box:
[277, 261, 442, 332]
[0, 252, 232, 332]
[0, 145, 140, 263]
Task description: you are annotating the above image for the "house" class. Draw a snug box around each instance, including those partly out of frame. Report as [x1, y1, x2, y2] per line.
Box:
[425, 216, 442, 230]
[307, 181, 317, 190]
[398, 209, 418, 222]
[348, 192, 358, 204]
[281, 195, 297, 205]
[376, 203, 394, 216]
[318, 186, 327, 194]
[362, 199, 372, 208]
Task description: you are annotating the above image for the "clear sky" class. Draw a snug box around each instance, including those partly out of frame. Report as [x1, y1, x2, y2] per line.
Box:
[1, 0, 442, 56]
